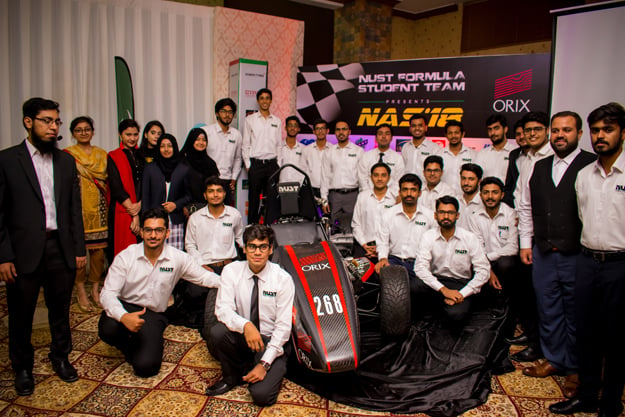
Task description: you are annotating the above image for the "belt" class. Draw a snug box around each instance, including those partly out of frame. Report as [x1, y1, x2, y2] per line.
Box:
[206, 259, 234, 268]
[329, 188, 358, 194]
[390, 255, 415, 263]
[251, 157, 277, 165]
[46, 230, 59, 239]
[582, 246, 625, 262]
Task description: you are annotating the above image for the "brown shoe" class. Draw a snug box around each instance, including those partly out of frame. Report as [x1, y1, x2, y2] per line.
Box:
[522, 360, 558, 377]
[562, 374, 579, 398]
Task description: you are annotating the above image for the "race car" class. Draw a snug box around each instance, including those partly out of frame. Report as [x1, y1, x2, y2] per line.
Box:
[266, 165, 411, 373]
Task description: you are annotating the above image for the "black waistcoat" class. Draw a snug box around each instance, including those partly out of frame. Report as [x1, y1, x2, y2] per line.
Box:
[529, 150, 596, 254]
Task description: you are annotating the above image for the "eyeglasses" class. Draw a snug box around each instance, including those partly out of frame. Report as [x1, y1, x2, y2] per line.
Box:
[35, 117, 63, 127]
[219, 109, 234, 116]
[73, 128, 92, 134]
[524, 126, 545, 134]
[143, 227, 166, 235]
[246, 243, 271, 252]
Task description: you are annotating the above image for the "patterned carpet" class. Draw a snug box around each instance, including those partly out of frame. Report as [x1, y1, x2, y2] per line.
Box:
[0, 284, 620, 417]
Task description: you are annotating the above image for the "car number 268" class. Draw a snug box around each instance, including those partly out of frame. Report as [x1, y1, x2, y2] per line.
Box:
[313, 294, 344, 316]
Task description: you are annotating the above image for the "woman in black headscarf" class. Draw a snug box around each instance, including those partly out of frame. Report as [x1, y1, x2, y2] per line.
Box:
[141, 133, 191, 250]
[180, 127, 220, 216]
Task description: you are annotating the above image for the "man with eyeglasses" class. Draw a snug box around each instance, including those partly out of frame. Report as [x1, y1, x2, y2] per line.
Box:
[358, 124, 405, 195]
[320, 120, 363, 233]
[206, 97, 242, 206]
[516, 111, 595, 396]
[419, 155, 456, 212]
[243, 89, 282, 223]
[414, 195, 490, 324]
[99, 207, 219, 377]
[206, 224, 294, 406]
[0, 97, 86, 395]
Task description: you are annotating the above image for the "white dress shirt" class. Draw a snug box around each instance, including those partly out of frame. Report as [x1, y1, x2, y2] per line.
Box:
[576, 150, 625, 251]
[457, 192, 484, 229]
[358, 148, 405, 194]
[26, 140, 57, 230]
[185, 205, 244, 265]
[475, 141, 516, 182]
[320, 141, 363, 200]
[440, 145, 478, 191]
[205, 123, 243, 181]
[465, 204, 519, 261]
[303, 141, 333, 189]
[101, 243, 220, 321]
[376, 203, 435, 260]
[517, 144, 568, 249]
[242, 112, 282, 169]
[414, 227, 490, 298]
[215, 260, 295, 365]
[279, 141, 307, 184]
[401, 139, 441, 182]
[351, 188, 397, 246]
[514, 141, 554, 209]
[419, 181, 457, 212]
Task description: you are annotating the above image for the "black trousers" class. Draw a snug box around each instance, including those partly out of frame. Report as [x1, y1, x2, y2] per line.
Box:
[6, 235, 75, 372]
[98, 300, 168, 377]
[210, 322, 289, 406]
[575, 252, 625, 413]
[247, 158, 278, 224]
[413, 275, 473, 323]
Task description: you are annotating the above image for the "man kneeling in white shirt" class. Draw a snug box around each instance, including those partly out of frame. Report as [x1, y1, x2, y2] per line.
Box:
[414, 196, 490, 324]
[205, 224, 295, 406]
[99, 207, 220, 377]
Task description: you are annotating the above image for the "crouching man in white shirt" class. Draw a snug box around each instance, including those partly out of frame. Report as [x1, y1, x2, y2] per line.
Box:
[205, 224, 295, 406]
[99, 207, 220, 377]
[414, 195, 490, 324]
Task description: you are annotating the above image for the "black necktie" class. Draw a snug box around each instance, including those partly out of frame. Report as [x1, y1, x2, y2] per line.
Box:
[250, 275, 260, 329]
[378, 152, 385, 163]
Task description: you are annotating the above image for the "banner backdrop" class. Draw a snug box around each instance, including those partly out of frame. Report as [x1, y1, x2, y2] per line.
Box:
[296, 54, 551, 151]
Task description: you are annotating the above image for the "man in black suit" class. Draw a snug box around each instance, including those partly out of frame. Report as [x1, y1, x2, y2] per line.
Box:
[0, 97, 86, 396]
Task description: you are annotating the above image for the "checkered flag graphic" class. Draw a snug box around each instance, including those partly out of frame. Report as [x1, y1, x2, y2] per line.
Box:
[296, 63, 364, 130]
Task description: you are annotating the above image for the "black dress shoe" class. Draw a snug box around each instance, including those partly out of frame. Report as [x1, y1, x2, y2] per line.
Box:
[549, 398, 598, 414]
[505, 333, 531, 345]
[15, 369, 34, 396]
[510, 345, 542, 362]
[205, 379, 236, 396]
[50, 358, 78, 382]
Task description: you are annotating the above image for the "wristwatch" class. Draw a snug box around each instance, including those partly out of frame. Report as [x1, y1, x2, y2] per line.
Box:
[260, 360, 271, 371]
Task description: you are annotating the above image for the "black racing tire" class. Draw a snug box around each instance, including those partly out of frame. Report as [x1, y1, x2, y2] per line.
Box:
[201, 288, 219, 357]
[379, 265, 411, 337]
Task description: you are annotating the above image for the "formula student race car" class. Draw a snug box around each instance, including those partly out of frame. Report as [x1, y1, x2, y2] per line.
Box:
[263, 164, 411, 373]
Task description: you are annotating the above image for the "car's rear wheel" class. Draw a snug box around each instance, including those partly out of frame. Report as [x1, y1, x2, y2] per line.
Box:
[379, 265, 411, 337]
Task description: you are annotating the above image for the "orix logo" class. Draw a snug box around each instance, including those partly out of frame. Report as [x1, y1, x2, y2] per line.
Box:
[299, 252, 330, 272]
[493, 69, 533, 113]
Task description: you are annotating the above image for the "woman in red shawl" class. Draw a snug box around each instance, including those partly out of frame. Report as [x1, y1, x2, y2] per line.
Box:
[107, 119, 143, 261]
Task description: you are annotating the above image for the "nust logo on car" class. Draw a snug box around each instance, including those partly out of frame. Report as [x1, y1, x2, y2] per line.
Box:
[278, 184, 300, 193]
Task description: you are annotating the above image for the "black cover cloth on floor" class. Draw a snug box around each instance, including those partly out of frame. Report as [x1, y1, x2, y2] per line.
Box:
[287, 302, 508, 417]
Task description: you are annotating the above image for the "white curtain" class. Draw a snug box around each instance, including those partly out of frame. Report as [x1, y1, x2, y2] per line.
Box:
[0, 0, 214, 152]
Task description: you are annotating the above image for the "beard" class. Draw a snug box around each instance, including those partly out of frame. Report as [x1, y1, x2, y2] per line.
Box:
[31, 131, 58, 155]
